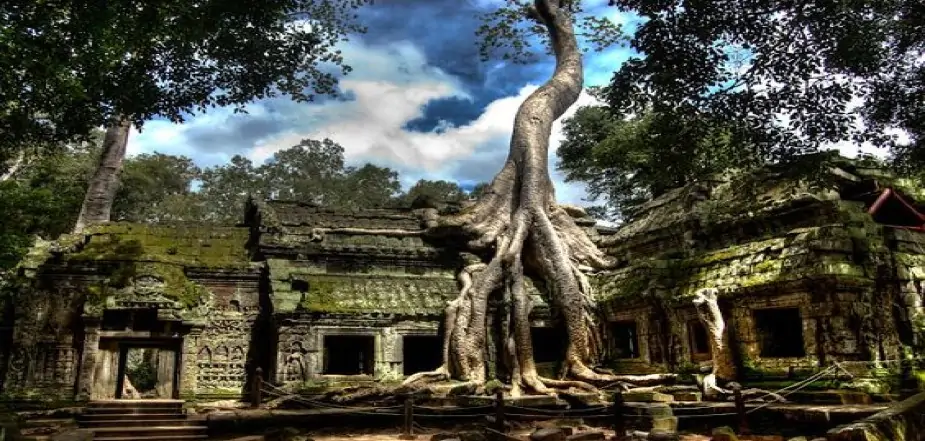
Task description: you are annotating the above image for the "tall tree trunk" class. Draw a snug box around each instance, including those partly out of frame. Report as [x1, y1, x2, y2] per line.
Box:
[692, 288, 737, 398]
[403, 0, 632, 395]
[73, 117, 132, 233]
[0, 150, 26, 182]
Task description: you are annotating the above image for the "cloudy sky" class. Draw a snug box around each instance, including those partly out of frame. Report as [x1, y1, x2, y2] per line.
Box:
[124, 0, 640, 206]
[125, 0, 883, 208]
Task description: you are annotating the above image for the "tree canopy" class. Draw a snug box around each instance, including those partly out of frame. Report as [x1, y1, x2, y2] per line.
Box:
[0, 0, 369, 149]
[601, 0, 923, 167]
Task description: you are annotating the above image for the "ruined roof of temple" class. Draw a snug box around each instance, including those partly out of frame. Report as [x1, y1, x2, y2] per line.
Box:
[246, 198, 470, 260]
[593, 154, 925, 306]
[14, 223, 254, 308]
[600, 154, 925, 254]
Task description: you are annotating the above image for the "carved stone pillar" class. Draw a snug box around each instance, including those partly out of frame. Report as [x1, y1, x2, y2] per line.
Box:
[179, 326, 202, 398]
[156, 348, 177, 399]
[76, 318, 101, 402]
[377, 328, 402, 381]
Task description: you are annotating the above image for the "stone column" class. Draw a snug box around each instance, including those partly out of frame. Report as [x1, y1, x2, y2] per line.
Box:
[179, 326, 202, 398]
[75, 318, 101, 401]
[377, 328, 403, 381]
[156, 348, 178, 399]
[92, 340, 120, 400]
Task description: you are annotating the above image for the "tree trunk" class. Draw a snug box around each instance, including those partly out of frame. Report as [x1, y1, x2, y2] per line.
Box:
[73, 117, 132, 233]
[0, 150, 25, 182]
[692, 288, 737, 398]
[403, 0, 642, 395]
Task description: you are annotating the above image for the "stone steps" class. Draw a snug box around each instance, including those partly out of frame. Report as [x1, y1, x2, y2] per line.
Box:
[78, 400, 207, 441]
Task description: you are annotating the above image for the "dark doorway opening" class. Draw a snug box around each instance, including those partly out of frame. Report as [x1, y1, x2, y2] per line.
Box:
[403, 335, 442, 375]
[114, 342, 180, 399]
[531, 327, 566, 363]
[611, 321, 639, 359]
[323, 335, 375, 375]
[753, 308, 806, 358]
[688, 320, 711, 362]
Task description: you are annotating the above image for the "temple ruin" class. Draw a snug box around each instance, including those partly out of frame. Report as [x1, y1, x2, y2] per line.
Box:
[1, 155, 924, 402]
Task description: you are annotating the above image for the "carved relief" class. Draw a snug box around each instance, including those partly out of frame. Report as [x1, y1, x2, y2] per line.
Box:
[284, 341, 308, 382]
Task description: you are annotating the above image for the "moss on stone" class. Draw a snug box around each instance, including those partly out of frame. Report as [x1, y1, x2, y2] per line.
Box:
[69, 223, 250, 268]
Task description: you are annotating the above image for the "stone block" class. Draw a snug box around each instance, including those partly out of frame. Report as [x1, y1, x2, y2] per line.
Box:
[670, 391, 702, 401]
[710, 426, 738, 441]
[651, 416, 678, 433]
[827, 391, 925, 441]
[646, 429, 679, 441]
[624, 403, 673, 418]
[566, 431, 606, 441]
[458, 430, 487, 441]
[623, 391, 674, 403]
[531, 428, 567, 441]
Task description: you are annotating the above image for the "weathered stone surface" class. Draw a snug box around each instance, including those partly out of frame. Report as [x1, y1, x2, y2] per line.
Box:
[4, 156, 925, 402]
[566, 430, 606, 441]
[670, 391, 702, 402]
[646, 429, 679, 441]
[826, 391, 925, 441]
[531, 428, 567, 441]
[710, 426, 738, 441]
[457, 430, 487, 441]
[431, 434, 460, 441]
[623, 391, 674, 403]
[50, 429, 92, 441]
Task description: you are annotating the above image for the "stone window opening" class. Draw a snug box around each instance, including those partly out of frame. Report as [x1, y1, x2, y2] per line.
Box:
[291, 279, 309, 292]
[402, 335, 442, 375]
[753, 308, 806, 358]
[687, 320, 711, 362]
[611, 321, 639, 359]
[323, 335, 375, 375]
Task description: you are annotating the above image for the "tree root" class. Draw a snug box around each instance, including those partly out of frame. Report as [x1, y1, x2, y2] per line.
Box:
[401, 0, 656, 398]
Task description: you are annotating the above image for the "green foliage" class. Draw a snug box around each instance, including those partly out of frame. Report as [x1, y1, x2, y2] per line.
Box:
[198, 155, 268, 224]
[113, 153, 203, 223]
[603, 0, 924, 167]
[401, 180, 469, 206]
[0, 0, 370, 149]
[558, 106, 763, 221]
[126, 357, 158, 392]
[0, 145, 97, 270]
[476, 0, 625, 64]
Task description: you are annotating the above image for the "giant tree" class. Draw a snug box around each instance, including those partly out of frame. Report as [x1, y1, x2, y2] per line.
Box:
[0, 0, 370, 232]
[359, 0, 666, 396]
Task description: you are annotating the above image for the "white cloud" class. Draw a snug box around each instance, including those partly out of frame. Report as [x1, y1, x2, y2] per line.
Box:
[126, 36, 606, 207]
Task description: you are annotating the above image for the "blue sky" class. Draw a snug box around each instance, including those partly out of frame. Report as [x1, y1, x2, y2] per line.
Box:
[126, 0, 640, 206]
[125, 0, 886, 208]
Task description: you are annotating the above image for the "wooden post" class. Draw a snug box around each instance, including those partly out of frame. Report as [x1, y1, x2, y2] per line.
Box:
[731, 383, 749, 435]
[494, 389, 506, 436]
[612, 390, 625, 438]
[400, 394, 416, 440]
[252, 367, 263, 408]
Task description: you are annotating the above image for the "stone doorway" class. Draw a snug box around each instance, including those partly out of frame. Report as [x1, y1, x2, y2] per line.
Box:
[114, 341, 181, 399]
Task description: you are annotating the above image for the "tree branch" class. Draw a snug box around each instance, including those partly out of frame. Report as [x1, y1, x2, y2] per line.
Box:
[1, 150, 26, 182]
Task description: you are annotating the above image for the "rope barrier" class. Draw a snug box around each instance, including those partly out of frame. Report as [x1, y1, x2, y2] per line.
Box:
[248, 358, 906, 430]
[746, 365, 839, 414]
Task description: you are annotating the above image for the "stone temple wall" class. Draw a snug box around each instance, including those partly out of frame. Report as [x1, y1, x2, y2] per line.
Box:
[2, 157, 924, 402]
[592, 158, 925, 380]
